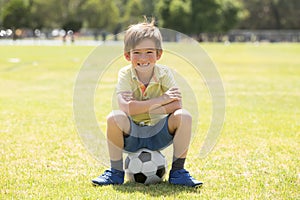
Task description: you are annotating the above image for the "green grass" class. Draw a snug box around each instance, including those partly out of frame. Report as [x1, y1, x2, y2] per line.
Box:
[0, 43, 299, 199]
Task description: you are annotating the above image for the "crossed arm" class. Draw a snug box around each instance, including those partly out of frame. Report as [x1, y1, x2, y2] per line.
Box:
[118, 87, 182, 116]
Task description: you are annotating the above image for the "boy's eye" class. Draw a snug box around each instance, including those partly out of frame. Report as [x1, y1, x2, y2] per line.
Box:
[131, 49, 155, 55]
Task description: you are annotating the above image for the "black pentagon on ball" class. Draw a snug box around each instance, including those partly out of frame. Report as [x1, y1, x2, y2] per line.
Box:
[124, 156, 130, 169]
[134, 173, 147, 183]
[138, 151, 151, 162]
[156, 165, 166, 178]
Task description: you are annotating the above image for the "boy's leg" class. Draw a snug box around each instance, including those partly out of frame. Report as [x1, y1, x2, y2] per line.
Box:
[92, 110, 130, 186]
[168, 109, 203, 187]
[168, 109, 192, 160]
[106, 110, 130, 164]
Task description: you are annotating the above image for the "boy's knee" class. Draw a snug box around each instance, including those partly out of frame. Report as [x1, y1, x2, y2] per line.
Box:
[107, 110, 127, 124]
[106, 110, 130, 134]
[174, 109, 192, 122]
[168, 109, 192, 134]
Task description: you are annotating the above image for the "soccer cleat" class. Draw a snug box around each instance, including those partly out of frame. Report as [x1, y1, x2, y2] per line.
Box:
[169, 169, 203, 187]
[92, 168, 124, 186]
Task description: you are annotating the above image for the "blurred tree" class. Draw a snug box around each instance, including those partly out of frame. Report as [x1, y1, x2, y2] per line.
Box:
[28, 1, 58, 29]
[278, 0, 300, 29]
[115, 0, 129, 18]
[190, 0, 221, 33]
[81, 0, 119, 40]
[113, 0, 157, 38]
[239, 0, 300, 29]
[156, 0, 241, 35]
[155, 0, 171, 27]
[141, 0, 156, 17]
[217, 0, 243, 32]
[62, 20, 82, 33]
[1, 0, 31, 29]
[0, 0, 11, 26]
[156, 0, 191, 33]
[1, 0, 32, 39]
[123, 0, 144, 26]
[60, 0, 86, 32]
[1, 0, 299, 37]
[26, 0, 85, 33]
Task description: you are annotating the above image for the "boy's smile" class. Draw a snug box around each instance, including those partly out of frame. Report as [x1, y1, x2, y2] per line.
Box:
[131, 48, 156, 68]
[124, 39, 162, 71]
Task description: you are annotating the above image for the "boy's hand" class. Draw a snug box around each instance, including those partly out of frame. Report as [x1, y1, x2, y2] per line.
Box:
[162, 87, 181, 104]
[121, 92, 135, 102]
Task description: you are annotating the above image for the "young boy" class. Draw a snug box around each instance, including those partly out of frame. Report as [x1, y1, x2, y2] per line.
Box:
[92, 19, 202, 187]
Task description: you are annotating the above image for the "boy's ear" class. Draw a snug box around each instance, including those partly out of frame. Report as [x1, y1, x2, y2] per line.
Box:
[124, 52, 131, 61]
[156, 49, 163, 60]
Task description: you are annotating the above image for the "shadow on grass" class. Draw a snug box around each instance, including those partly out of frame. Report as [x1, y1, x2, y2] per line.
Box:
[112, 181, 202, 197]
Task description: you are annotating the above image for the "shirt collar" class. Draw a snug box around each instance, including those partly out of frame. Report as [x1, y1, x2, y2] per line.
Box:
[130, 64, 166, 83]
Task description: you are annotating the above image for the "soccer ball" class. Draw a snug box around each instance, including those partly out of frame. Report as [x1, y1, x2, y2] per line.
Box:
[125, 148, 167, 185]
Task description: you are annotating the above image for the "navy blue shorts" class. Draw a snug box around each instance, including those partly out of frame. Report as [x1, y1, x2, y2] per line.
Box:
[123, 115, 174, 152]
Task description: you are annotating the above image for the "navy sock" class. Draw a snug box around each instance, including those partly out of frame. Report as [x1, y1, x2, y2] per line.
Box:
[110, 159, 123, 171]
[171, 157, 186, 171]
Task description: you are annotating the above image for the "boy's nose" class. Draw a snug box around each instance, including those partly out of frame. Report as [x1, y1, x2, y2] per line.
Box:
[139, 53, 147, 59]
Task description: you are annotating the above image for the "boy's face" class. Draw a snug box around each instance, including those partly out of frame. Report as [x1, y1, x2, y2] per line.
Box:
[124, 39, 162, 72]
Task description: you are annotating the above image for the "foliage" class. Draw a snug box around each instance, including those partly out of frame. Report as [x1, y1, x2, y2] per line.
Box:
[62, 20, 82, 33]
[0, 0, 299, 35]
[1, 0, 31, 29]
[190, 0, 222, 33]
[217, 0, 242, 32]
[81, 0, 119, 32]
[123, 0, 144, 27]
[239, 0, 300, 29]
[156, 0, 191, 33]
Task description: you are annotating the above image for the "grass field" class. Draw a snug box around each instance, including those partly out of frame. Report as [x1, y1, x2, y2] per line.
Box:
[0, 43, 299, 199]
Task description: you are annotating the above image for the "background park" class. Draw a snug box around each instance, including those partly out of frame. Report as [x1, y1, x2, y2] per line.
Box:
[1, 0, 299, 199]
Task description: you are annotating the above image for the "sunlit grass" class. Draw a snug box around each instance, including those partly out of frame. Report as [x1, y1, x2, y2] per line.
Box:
[0, 43, 299, 199]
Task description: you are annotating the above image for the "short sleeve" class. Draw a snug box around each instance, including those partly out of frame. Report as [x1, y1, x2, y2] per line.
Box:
[160, 67, 177, 92]
[116, 66, 132, 94]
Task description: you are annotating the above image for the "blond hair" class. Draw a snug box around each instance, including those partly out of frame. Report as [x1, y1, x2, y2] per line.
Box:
[124, 18, 162, 53]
